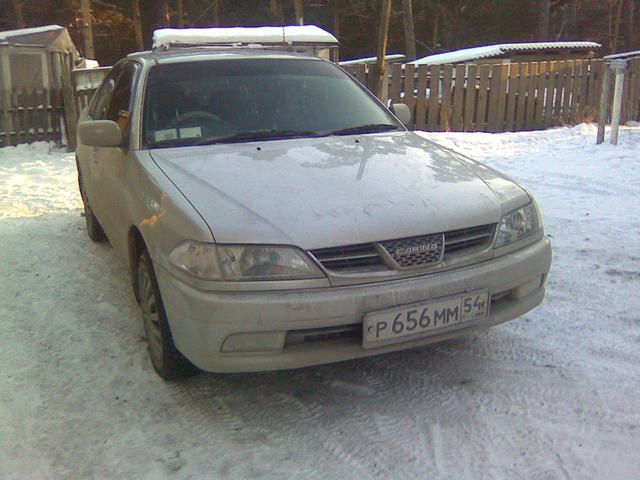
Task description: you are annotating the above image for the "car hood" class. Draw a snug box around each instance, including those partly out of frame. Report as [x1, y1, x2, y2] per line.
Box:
[149, 132, 529, 249]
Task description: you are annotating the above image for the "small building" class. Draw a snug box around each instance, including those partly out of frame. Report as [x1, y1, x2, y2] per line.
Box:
[411, 41, 601, 66]
[0, 25, 81, 92]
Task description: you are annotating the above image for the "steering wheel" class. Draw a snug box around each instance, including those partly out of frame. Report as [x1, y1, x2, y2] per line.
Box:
[170, 111, 221, 127]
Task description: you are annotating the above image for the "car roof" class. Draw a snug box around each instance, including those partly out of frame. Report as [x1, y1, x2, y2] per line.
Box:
[127, 47, 324, 65]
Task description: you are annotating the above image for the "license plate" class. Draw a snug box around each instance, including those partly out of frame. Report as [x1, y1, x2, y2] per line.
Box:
[363, 291, 490, 347]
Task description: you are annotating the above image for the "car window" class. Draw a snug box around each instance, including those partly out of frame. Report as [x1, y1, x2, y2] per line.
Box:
[88, 65, 122, 120]
[142, 58, 400, 148]
[104, 62, 137, 142]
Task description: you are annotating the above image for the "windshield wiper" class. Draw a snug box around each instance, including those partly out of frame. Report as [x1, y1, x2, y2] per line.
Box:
[195, 129, 320, 145]
[322, 123, 400, 137]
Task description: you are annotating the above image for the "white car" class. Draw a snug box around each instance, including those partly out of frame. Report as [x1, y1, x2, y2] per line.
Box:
[76, 45, 551, 379]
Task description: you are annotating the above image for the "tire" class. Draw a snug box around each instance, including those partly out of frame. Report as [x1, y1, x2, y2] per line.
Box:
[136, 248, 199, 380]
[77, 167, 106, 242]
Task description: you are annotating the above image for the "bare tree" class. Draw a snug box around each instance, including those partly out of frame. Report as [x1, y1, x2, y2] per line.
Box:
[294, 0, 304, 25]
[270, 0, 284, 24]
[161, 0, 171, 26]
[538, 0, 551, 40]
[177, 0, 185, 27]
[401, 0, 416, 61]
[132, 0, 144, 50]
[12, 0, 25, 28]
[80, 0, 95, 58]
[376, 0, 393, 99]
[623, 0, 636, 50]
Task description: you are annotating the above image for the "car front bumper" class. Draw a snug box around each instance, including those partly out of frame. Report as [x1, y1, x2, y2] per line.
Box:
[155, 237, 552, 373]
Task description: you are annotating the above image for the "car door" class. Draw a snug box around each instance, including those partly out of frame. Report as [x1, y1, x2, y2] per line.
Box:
[80, 65, 123, 225]
[91, 61, 139, 257]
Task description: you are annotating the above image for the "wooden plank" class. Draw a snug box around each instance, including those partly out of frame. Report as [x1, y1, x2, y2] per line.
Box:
[486, 64, 501, 132]
[630, 59, 640, 121]
[561, 60, 575, 123]
[404, 63, 416, 123]
[596, 66, 612, 143]
[533, 62, 547, 130]
[389, 63, 402, 104]
[495, 64, 509, 132]
[427, 65, 441, 130]
[0, 90, 10, 146]
[524, 62, 538, 130]
[440, 64, 453, 131]
[553, 60, 567, 125]
[463, 64, 477, 131]
[515, 62, 529, 131]
[475, 64, 490, 131]
[415, 65, 428, 130]
[505, 63, 519, 131]
[575, 60, 589, 120]
[543, 61, 557, 128]
[451, 64, 465, 131]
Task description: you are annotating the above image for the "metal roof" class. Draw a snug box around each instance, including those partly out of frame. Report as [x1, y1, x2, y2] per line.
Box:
[411, 41, 601, 65]
[339, 54, 406, 66]
[604, 50, 640, 61]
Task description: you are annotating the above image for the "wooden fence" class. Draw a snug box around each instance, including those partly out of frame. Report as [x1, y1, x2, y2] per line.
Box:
[0, 88, 65, 147]
[343, 58, 640, 132]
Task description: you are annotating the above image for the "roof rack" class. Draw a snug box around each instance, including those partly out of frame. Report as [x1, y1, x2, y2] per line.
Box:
[152, 26, 339, 51]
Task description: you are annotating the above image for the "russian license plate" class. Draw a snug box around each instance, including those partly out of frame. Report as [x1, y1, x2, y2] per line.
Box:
[363, 291, 490, 347]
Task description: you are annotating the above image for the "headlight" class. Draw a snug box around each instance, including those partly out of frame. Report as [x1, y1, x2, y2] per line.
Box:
[495, 203, 540, 248]
[169, 241, 324, 281]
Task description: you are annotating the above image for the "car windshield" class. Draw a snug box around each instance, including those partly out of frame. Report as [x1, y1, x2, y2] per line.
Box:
[142, 58, 401, 148]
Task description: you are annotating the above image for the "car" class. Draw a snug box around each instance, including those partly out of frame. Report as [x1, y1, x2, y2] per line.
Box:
[76, 28, 552, 380]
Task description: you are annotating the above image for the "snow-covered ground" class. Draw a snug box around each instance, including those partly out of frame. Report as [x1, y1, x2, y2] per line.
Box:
[1, 124, 639, 479]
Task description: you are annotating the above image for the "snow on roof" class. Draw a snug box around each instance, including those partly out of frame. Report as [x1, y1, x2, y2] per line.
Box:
[153, 26, 338, 50]
[604, 50, 640, 61]
[411, 41, 601, 65]
[0, 25, 64, 42]
[339, 54, 405, 66]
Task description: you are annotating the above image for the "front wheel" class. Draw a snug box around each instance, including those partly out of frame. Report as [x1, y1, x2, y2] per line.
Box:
[136, 249, 198, 380]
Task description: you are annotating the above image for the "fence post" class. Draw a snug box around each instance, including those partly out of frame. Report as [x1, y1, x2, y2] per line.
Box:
[60, 52, 78, 150]
[609, 59, 627, 145]
[596, 65, 612, 144]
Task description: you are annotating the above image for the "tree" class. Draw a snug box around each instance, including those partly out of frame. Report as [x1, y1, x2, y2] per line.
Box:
[538, 0, 550, 39]
[12, 0, 25, 28]
[132, 0, 144, 50]
[401, 0, 416, 61]
[294, 0, 304, 25]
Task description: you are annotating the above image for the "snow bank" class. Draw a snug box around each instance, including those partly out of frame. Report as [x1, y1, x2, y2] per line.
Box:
[0, 142, 81, 219]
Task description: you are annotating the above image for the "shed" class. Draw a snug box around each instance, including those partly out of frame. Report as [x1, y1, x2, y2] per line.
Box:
[411, 41, 601, 66]
[0, 25, 80, 91]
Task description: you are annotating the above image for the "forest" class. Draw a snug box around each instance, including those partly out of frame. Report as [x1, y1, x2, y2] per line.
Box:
[3, 1, 638, 65]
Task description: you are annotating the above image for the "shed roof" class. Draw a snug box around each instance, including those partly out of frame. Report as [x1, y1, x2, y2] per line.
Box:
[0, 25, 78, 56]
[411, 41, 601, 65]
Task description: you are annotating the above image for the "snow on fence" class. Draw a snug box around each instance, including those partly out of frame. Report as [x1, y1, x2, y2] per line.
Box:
[0, 88, 65, 147]
[344, 58, 640, 133]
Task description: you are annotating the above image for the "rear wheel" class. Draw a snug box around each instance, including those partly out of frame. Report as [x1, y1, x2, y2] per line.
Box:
[78, 168, 105, 242]
[136, 249, 198, 380]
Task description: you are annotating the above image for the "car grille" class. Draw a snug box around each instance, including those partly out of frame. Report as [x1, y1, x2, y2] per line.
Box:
[310, 224, 495, 274]
[380, 233, 444, 268]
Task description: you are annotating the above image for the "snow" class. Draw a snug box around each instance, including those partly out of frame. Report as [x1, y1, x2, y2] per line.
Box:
[1, 124, 640, 479]
[0, 25, 64, 42]
[339, 54, 406, 66]
[153, 26, 338, 50]
[412, 41, 602, 65]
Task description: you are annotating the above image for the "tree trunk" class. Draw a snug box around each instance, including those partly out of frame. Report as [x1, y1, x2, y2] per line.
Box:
[294, 0, 304, 26]
[177, 0, 185, 27]
[623, 0, 636, 50]
[212, 0, 220, 26]
[80, 0, 95, 59]
[161, 0, 171, 26]
[132, 0, 144, 50]
[538, 0, 550, 40]
[332, 0, 340, 38]
[270, 0, 284, 24]
[375, 0, 393, 100]
[612, 0, 625, 52]
[401, 0, 416, 61]
[12, 0, 25, 28]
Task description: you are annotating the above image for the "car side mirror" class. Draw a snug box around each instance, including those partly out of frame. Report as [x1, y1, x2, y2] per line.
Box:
[78, 120, 122, 148]
[390, 103, 411, 128]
